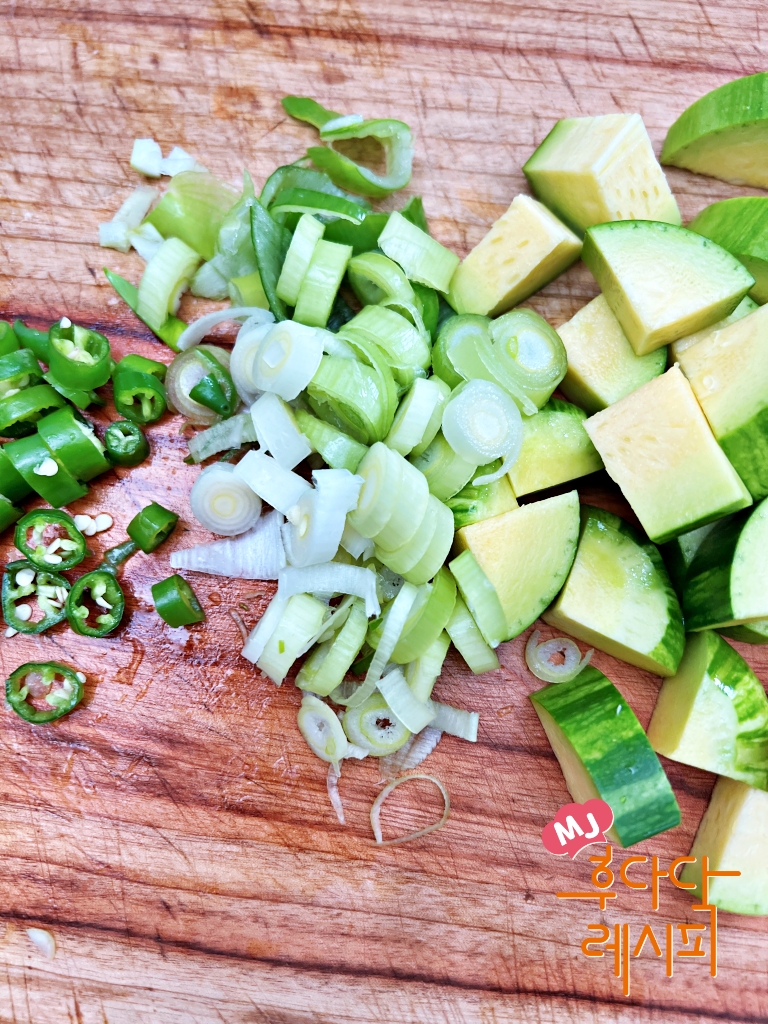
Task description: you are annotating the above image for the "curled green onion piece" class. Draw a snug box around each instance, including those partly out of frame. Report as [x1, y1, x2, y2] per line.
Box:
[442, 379, 523, 484]
[369, 775, 450, 847]
[410, 431, 476, 502]
[341, 305, 430, 388]
[294, 409, 367, 473]
[342, 692, 411, 756]
[298, 694, 349, 764]
[378, 211, 459, 293]
[269, 187, 367, 224]
[307, 346, 396, 447]
[293, 240, 352, 329]
[347, 251, 416, 307]
[296, 599, 369, 698]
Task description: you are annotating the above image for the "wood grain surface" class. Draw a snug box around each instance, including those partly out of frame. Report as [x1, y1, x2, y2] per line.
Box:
[1, 2, 767, 1021]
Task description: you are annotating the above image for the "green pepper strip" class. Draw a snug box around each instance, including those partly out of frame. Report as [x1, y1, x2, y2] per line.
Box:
[4, 433, 88, 507]
[2, 559, 70, 634]
[0, 446, 33, 504]
[43, 371, 104, 410]
[127, 502, 179, 554]
[6, 661, 84, 724]
[151, 574, 205, 627]
[0, 321, 20, 357]
[102, 539, 139, 568]
[14, 510, 87, 571]
[0, 349, 43, 397]
[114, 353, 167, 382]
[187, 349, 237, 418]
[0, 497, 22, 534]
[112, 369, 167, 424]
[104, 420, 150, 467]
[0, 384, 66, 438]
[66, 569, 125, 637]
[104, 269, 187, 352]
[12, 320, 51, 363]
[37, 406, 110, 482]
[48, 322, 113, 390]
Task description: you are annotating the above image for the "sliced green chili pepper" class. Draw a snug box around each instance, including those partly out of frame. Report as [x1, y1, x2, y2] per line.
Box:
[6, 661, 84, 724]
[104, 420, 150, 467]
[104, 269, 187, 352]
[0, 496, 22, 534]
[259, 161, 370, 209]
[102, 539, 139, 568]
[0, 349, 43, 397]
[4, 434, 88, 507]
[187, 348, 237, 419]
[411, 282, 439, 339]
[127, 502, 179, 553]
[43, 371, 104, 410]
[66, 569, 125, 637]
[0, 446, 33, 504]
[351, 646, 374, 676]
[14, 510, 87, 571]
[2, 559, 70, 634]
[0, 384, 66, 438]
[112, 368, 167, 424]
[37, 406, 110, 483]
[400, 195, 429, 234]
[0, 321, 20, 357]
[113, 353, 167, 382]
[12, 320, 51, 363]
[48, 321, 113, 390]
[151, 574, 205, 627]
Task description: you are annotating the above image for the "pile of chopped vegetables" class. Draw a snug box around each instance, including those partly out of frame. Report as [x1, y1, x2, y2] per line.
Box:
[3, 76, 768, 890]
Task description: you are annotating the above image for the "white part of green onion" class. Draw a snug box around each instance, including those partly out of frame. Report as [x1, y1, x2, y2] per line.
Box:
[347, 443, 405, 540]
[137, 237, 201, 331]
[159, 145, 207, 176]
[98, 220, 130, 253]
[26, 927, 56, 961]
[379, 725, 443, 780]
[341, 692, 412, 756]
[294, 240, 353, 330]
[130, 138, 163, 177]
[275, 213, 325, 306]
[252, 321, 325, 400]
[340, 521, 375, 561]
[283, 468, 363, 567]
[242, 593, 288, 663]
[297, 599, 368, 696]
[186, 412, 258, 463]
[386, 377, 449, 457]
[320, 330, 356, 360]
[189, 463, 263, 536]
[305, 594, 354, 651]
[234, 450, 311, 515]
[524, 629, 593, 684]
[405, 630, 451, 703]
[230, 322, 273, 403]
[257, 594, 327, 685]
[378, 211, 460, 293]
[370, 773, 450, 846]
[278, 563, 379, 619]
[378, 667, 437, 733]
[176, 306, 274, 353]
[251, 392, 311, 470]
[171, 508, 285, 580]
[190, 260, 229, 300]
[327, 762, 346, 823]
[445, 596, 500, 675]
[297, 694, 349, 765]
[128, 221, 165, 263]
[427, 700, 479, 742]
[442, 379, 522, 483]
[101, 183, 158, 252]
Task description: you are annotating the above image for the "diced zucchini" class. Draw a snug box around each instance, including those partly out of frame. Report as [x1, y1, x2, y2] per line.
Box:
[689, 197, 768, 303]
[508, 399, 603, 497]
[669, 295, 758, 362]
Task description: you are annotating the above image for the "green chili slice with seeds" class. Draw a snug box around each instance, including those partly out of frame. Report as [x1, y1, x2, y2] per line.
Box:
[66, 569, 125, 637]
[2, 559, 70, 634]
[14, 510, 87, 571]
[6, 661, 85, 724]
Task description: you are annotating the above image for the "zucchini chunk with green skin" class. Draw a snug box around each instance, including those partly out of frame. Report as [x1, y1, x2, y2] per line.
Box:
[523, 113, 680, 236]
[531, 666, 681, 848]
[445, 463, 518, 529]
[585, 367, 752, 544]
[660, 522, 716, 597]
[543, 506, 684, 677]
[670, 295, 758, 362]
[677, 304, 768, 500]
[582, 221, 754, 355]
[682, 498, 768, 631]
[509, 399, 603, 497]
[557, 295, 666, 414]
[719, 619, 768, 645]
[648, 631, 768, 790]
[661, 72, 768, 189]
[454, 490, 580, 641]
[689, 198, 768, 304]
[448, 195, 581, 318]
[681, 776, 768, 916]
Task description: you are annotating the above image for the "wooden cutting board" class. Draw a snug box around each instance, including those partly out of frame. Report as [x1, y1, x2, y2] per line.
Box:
[0, 2, 767, 1021]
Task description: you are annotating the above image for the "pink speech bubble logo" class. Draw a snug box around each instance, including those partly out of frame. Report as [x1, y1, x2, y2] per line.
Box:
[541, 799, 614, 859]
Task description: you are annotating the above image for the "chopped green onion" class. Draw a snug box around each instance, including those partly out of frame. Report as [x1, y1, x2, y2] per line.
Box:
[186, 413, 257, 464]
[367, 451, 430, 553]
[442, 380, 523, 483]
[376, 495, 453, 583]
[129, 221, 165, 263]
[348, 442, 406, 539]
[159, 145, 206, 176]
[488, 308, 568, 409]
[257, 593, 327, 685]
[293, 240, 353, 329]
[190, 463, 262, 536]
[378, 211, 459, 292]
[250, 199, 291, 321]
[230, 321, 275, 403]
[99, 184, 158, 252]
[449, 549, 507, 647]
[298, 694, 350, 763]
[370, 774, 450, 845]
[525, 629, 593, 683]
[136, 237, 200, 332]
[391, 567, 456, 664]
[428, 700, 479, 741]
[104, 269, 187, 351]
[170, 508, 284, 581]
[278, 563, 379, 618]
[445, 595, 499, 674]
[405, 630, 451, 703]
[131, 138, 162, 177]
[347, 251, 415, 307]
[275, 213, 324, 306]
[234, 450, 311, 515]
[297, 599, 368, 696]
[270, 188, 367, 224]
[386, 377, 451, 457]
[410, 431, 476, 501]
[228, 272, 269, 308]
[342, 692, 411, 756]
[282, 468, 362, 568]
[146, 171, 238, 260]
[165, 344, 233, 426]
[307, 352, 394, 446]
[341, 305, 430, 387]
[251, 320, 325, 400]
[378, 667, 436, 733]
[251, 393, 310, 470]
[294, 409, 367, 472]
[191, 261, 229, 300]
